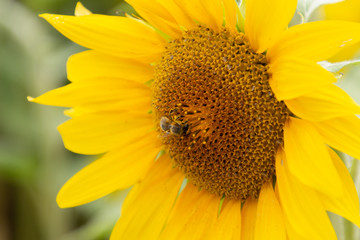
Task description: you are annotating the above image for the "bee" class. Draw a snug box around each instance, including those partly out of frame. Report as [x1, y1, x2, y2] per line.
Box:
[160, 116, 189, 136]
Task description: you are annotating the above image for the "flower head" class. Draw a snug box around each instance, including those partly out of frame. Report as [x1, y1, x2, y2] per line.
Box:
[30, 1, 360, 239]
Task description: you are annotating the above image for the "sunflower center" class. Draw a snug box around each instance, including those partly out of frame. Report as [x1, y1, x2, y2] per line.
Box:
[152, 26, 289, 200]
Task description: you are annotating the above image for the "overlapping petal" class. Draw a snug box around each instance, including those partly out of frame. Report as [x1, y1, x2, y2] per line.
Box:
[67, 50, 154, 83]
[125, 0, 182, 38]
[57, 111, 154, 154]
[159, 183, 221, 240]
[241, 197, 257, 240]
[174, 0, 223, 31]
[276, 150, 337, 240]
[110, 154, 184, 240]
[245, 0, 297, 53]
[283, 117, 342, 196]
[269, 57, 336, 100]
[318, 148, 360, 227]
[29, 78, 151, 112]
[285, 84, 360, 121]
[207, 199, 241, 240]
[222, 0, 238, 32]
[157, 0, 196, 30]
[268, 20, 360, 62]
[254, 182, 286, 240]
[313, 116, 360, 160]
[40, 13, 166, 62]
[57, 132, 161, 208]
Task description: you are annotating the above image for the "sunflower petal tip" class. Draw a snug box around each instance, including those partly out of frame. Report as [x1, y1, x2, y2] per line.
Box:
[39, 13, 51, 20]
[56, 187, 75, 208]
[39, 13, 63, 25]
[56, 200, 67, 209]
[56, 197, 71, 209]
[28, 95, 50, 105]
[27, 94, 48, 105]
[63, 109, 74, 117]
[56, 191, 66, 208]
[75, 2, 92, 16]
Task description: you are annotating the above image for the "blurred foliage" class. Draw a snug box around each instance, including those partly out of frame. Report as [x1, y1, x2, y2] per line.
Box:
[0, 0, 133, 239]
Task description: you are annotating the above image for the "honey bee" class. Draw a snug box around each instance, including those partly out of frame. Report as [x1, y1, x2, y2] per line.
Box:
[160, 116, 189, 136]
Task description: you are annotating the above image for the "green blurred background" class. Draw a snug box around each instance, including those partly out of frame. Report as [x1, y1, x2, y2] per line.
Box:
[0, 0, 135, 239]
[0, 0, 359, 239]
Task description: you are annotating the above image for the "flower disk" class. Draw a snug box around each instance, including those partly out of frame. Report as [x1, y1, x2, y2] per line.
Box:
[152, 26, 290, 200]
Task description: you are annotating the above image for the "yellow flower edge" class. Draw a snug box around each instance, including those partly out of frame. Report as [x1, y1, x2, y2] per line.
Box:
[323, 0, 360, 62]
[29, 0, 360, 239]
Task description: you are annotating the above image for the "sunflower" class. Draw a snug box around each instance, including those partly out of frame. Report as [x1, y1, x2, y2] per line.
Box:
[29, 0, 360, 239]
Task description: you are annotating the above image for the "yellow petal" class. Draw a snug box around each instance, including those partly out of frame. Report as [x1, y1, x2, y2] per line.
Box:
[63, 107, 93, 118]
[285, 84, 360, 122]
[30, 78, 151, 112]
[222, 0, 238, 32]
[245, 0, 297, 53]
[282, 218, 305, 240]
[328, 42, 360, 63]
[276, 150, 337, 240]
[318, 148, 360, 227]
[67, 50, 154, 83]
[208, 199, 241, 240]
[284, 117, 342, 196]
[157, 0, 196, 30]
[254, 181, 286, 240]
[57, 133, 161, 208]
[125, 0, 182, 38]
[40, 14, 165, 62]
[174, 0, 223, 31]
[324, 0, 360, 22]
[159, 183, 221, 240]
[241, 197, 258, 240]
[268, 21, 360, 62]
[269, 57, 336, 100]
[57, 111, 154, 154]
[324, 0, 360, 62]
[313, 116, 360, 160]
[110, 154, 184, 240]
[75, 2, 91, 16]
